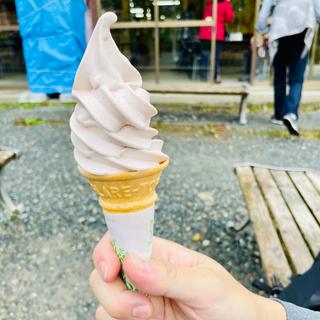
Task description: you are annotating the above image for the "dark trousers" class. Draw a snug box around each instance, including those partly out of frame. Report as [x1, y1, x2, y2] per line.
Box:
[243, 46, 252, 75]
[199, 40, 223, 80]
[273, 30, 308, 119]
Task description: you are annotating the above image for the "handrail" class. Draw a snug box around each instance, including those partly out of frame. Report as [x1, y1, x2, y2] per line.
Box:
[111, 19, 213, 29]
[0, 25, 19, 32]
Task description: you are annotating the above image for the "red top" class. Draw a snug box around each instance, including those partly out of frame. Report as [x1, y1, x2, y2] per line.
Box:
[198, 0, 235, 41]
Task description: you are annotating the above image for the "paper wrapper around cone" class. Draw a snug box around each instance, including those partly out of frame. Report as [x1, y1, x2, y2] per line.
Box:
[79, 160, 169, 290]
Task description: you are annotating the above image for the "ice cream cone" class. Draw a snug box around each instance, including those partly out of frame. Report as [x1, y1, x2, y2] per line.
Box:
[79, 160, 169, 214]
[79, 160, 169, 290]
[71, 11, 169, 292]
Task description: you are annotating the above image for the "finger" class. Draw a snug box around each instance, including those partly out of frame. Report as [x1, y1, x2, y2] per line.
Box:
[123, 253, 210, 302]
[96, 305, 120, 320]
[92, 232, 121, 282]
[152, 237, 208, 267]
[96, 305, 117, 320]
[90, 269, 153, 319]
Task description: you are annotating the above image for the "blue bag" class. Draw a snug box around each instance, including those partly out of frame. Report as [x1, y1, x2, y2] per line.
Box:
[15, 0, 87, 93]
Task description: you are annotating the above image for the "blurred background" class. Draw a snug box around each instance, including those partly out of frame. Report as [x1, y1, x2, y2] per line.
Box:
[0, 1, 320, 319]
[0, 0, 319, 92]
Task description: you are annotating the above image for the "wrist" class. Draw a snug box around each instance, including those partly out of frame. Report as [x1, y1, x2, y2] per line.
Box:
[253, 295, 287, 320]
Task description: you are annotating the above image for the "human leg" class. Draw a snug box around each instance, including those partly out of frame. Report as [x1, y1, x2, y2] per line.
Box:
[282, 31, 308, 136]
[286, 55, 308, 117]
[239, 46, 251, 81]
[273, 42, 287, 120]
[199, 40, 211, 80]
[215, 41, 223, 81]
[286, 34, 308, 117]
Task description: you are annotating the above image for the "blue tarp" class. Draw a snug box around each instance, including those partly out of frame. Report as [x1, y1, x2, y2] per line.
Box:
[15, 0, 87, 93]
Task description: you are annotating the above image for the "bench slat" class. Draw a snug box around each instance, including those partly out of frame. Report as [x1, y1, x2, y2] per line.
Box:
[271, 170, 320, 257]
[144, 83, 248, 95]
[237, 167, 292, 285]
[289, 171, 320, 225]
[254, 168, 314, 274]
[307, 172, 320, 193]
[0, 150, 15, 167]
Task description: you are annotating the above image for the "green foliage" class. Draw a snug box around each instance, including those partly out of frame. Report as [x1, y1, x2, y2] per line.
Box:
[0, 102, 48, 110]
[0, 101, 75, 111]
[15, 118, 45, 126]
[301, 130, 320, 140]
[2, 101, 316, 113]
[10, 210, 20, 222]
[202, 124, 217, 135]
[152, 121, 226, 137]
[25, 118, 46, 126]
[14, 118, 66, 126]
[156, 102, 320, 113]
[229, 0, 256, 34]
[238, 129, 320, 140]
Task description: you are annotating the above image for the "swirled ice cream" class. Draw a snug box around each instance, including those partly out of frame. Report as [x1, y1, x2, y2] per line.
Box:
[70, 12, 168, 175]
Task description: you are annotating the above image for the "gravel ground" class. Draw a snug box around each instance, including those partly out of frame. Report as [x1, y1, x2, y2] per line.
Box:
[158, 107, 320, 130]
[0, 106, 319, 319]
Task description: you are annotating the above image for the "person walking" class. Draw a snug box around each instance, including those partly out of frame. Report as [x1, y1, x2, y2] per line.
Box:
[256, 0, 320, 136]
[198, 0, 234, 82]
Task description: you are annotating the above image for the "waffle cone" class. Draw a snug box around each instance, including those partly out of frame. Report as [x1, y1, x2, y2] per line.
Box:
[79, 160, 169, 214]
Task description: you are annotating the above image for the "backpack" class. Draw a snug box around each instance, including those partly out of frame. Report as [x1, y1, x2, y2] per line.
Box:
[253, 253, 320, 311]
[278, 253, 320, 311]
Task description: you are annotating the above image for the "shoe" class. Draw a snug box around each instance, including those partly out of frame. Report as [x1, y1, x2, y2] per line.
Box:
[270, 116, 283, 126]
[238, 74, 250, 82]
[214, 75, 222, 84]
[283, 113, 299, 136]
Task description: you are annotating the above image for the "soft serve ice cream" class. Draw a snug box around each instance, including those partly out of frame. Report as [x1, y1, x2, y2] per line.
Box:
[70, 12, 169, 291]
[70, 12, 168, 175]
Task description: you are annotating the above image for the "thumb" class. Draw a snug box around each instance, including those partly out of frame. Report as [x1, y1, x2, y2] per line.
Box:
[122, 253, 207, 301]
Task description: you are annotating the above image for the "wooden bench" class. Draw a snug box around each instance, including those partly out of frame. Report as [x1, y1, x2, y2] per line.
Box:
[144, 83, 250, 125]
[0, 147, 22, 214]
[235, 164, 320, 286]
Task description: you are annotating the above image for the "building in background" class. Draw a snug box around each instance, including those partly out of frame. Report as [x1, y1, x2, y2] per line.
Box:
[0, 0, 319, 91]
[0, 0, 23, 78]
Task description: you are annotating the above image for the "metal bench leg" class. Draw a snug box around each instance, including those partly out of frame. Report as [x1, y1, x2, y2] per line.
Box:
[239, 93, 249, 125]
[0, 169, 23, 215]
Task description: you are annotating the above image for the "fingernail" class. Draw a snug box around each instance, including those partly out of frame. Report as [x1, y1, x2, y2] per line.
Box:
[130, 255, 153, 275]
[132, 305, 152, 318]
[97, 261, 108, 280]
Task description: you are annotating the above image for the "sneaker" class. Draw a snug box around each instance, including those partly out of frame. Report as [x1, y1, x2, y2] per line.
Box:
[238, 74, 250, 82]
[283, 113, 299, 136]
[270, 116, 283, 126]
[214, 75, 222, 84]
